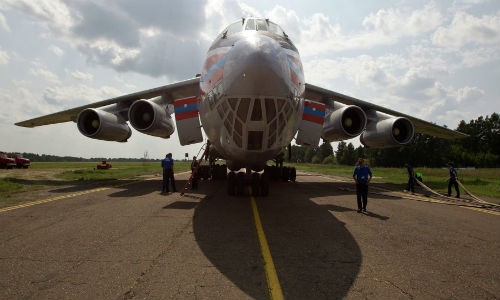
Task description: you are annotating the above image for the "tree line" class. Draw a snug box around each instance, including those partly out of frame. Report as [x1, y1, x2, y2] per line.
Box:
[291, 113, 500, 168]
[18, 153, 159, 162]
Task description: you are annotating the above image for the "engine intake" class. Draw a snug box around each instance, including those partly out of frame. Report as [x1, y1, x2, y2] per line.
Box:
[322, 103, 366, 141]
[77, 108, 131, 142]
[360, 116, 414, 148]
[128, 99, 175, 138]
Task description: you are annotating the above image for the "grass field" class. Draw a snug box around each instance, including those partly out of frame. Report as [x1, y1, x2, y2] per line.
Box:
[292, 163, 500, 199]
[1, 161, 499, 203]
[0, 161, 191, 202]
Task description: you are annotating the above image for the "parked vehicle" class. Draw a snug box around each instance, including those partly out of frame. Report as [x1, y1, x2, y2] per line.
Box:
[12, 153, 31, 168]
[96, 160, 112, 170]
[0, 152, 16, 169]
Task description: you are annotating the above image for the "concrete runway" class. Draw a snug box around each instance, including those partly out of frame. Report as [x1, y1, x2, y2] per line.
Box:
[0, 171, 499, 299]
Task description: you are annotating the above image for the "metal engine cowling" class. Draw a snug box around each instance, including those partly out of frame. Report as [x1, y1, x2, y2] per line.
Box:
[322, 102, 367, 141]
[128, 99, 175, 138]
[77, 108, 131, 142]
[360, 114, 414, 148]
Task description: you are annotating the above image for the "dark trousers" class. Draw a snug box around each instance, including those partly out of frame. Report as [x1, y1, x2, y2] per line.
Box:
[406, 177, 415, 193]
[162, 169, 176, 192]
[448, 179, 460, 197]
[356, 183, 368, 210]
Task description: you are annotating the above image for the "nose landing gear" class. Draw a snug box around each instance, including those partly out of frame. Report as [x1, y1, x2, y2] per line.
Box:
[226, 166, 295, 197]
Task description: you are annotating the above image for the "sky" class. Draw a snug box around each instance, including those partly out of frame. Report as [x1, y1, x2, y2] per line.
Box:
[0, 0, 499, 160]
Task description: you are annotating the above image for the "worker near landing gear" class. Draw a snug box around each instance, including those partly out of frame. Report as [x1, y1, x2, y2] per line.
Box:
[161, 153, 177, 194]
[447, 162, 460, 198]
[353, 158, 372, 213]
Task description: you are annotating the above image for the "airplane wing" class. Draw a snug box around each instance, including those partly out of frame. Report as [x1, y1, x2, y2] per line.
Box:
[304, 83, 468, 139]
[16, 77, 200, 128]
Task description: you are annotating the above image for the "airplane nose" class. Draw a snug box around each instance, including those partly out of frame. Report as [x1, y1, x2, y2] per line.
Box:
[223, 33, 290, 96]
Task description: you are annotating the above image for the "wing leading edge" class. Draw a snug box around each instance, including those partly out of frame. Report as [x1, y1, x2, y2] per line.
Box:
[304, 83, 468, 139]
[15, 78, 200, 128]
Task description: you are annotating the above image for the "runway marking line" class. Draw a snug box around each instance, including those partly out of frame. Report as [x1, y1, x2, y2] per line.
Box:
[250, 193, 284, 300]
[0, 175, 169, 214]
[0, 187, 110, 213]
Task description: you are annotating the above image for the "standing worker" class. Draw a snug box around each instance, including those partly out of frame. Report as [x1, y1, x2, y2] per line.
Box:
[405, 163, 415, 193]
[191, 156, 198, 172]
[353, 158, 373, 213]
[161, 153, 177, 194]
[191, 156, 199, 190]
[447, 162, 460, 198]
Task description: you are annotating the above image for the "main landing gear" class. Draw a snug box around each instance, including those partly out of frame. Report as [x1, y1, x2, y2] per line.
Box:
[226, 166, 296, 197]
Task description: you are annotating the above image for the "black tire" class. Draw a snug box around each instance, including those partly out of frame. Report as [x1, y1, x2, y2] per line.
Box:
[227, 172, 236, 195]
[290, 167, 296, 182]
[260, 172, 270, 197]
[281, 166, 290, 182]
[251, 173, 260, 197]
[236, 172, 246, 196]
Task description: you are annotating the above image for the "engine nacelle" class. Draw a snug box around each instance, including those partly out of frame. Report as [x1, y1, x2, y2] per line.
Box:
[77, 108, 131, 142]
[128, 99, 175, 138]
[322, 103, 367, 141]
[360, 115, 414, 148]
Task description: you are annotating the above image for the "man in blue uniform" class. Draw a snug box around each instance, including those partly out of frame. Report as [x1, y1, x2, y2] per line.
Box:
[161, 153, 177, 194]
[353, 158, 373, 213]
[447, 162, 460, 198]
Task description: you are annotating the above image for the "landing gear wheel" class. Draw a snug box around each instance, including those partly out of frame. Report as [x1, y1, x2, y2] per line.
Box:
[236, 172, 245, 196]
[281, 166, 290, 182]
[290, 167, 296, 182]
[260, 172, 270, 197]
[227, 171, 236, 195]
[251, 172, 260, 196]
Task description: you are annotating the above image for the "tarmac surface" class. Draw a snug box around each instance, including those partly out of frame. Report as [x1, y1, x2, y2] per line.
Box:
[0, 171, 499, 299]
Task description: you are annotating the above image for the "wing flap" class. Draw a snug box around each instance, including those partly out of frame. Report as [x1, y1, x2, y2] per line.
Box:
[16, 77, 200, 128]
[304, 83, 468, 139]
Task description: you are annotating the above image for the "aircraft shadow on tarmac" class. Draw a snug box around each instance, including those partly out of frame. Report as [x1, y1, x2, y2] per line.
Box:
[188, 178, 396, 299]
[37, 174, 392, 299]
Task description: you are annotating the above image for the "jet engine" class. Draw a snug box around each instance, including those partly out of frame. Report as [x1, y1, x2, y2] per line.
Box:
[360, 112, 414, 148]
[128, 99, 175, 138]
[322, 102, 367, 141]
[77, 108, 131, 142]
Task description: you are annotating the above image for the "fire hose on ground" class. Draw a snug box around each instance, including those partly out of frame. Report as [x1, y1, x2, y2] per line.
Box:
[413, 177, 500, 208]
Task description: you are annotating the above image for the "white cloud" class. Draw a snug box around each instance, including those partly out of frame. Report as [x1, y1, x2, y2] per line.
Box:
[459, 47, 500, 68]
[277, 3, 445, 57]
[432, 11, 500, 50]
[362, 2, 443, 38]
[0, 49, 9, 64]
[69, 70, 93, 81]
[43, 84, 122, 107]
[30, 65, 59, 83]
[49, 45, 64, 56]
[456, 86, 485, 103]
[3, 0, 74, 35]
[0, 11, 11, 32]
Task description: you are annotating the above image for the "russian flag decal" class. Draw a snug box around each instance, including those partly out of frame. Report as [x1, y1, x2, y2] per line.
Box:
[174, 97, 199, 121]
[302, 100, 325, 125]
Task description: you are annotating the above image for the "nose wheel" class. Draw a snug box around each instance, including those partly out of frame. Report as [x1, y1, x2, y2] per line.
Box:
[226, 171, 270, 196]
[225, 166, 295, 197]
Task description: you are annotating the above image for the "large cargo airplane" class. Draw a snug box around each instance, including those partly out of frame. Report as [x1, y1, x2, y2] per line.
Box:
[16, 18, 467, 195]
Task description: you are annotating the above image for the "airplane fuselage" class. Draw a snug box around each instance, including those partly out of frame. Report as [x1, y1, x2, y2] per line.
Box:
[199, 18, 305, 171]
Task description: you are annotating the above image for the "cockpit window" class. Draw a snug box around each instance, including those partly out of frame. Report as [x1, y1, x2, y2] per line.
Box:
[245, 19, 255, 30]
[226, 21, 243, 35]
[256, 19, 268, 31]
[219, 18, 287, 39]
[268, 21, 284, 36]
